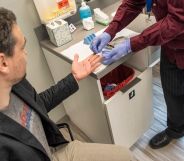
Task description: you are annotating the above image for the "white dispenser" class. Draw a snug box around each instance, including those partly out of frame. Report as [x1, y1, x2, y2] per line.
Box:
[33, 0, 77, 24]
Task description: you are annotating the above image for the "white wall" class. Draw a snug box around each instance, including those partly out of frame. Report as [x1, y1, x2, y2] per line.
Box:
[0, 0, 66, 122]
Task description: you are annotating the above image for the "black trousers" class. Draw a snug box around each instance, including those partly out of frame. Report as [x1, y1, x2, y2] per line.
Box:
[160, 51, 184, 138]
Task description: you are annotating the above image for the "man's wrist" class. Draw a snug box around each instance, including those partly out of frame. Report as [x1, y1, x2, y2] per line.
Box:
[72, 73, 79, 83]
[103, 32, 111, 40]
[125, 38, 132, 53]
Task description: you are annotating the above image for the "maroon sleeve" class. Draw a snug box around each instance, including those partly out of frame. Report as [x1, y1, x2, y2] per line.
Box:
[131, 0, 184, 52]
[105, 0, 145, 39]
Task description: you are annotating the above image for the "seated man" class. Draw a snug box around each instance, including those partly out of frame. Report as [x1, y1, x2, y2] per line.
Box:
[0, 8, 132, 161]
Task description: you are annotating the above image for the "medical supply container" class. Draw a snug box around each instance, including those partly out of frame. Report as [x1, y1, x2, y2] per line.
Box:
[33, 0, 77, 23]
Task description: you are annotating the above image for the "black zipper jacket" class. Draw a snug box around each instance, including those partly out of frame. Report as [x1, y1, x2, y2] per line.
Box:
[0, 74, 79, 161]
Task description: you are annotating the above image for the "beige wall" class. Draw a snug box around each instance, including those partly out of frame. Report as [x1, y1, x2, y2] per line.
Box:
[0, 0, 66, 122]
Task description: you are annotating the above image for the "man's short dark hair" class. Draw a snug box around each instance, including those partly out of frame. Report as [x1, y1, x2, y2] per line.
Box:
[0, 7, 16, 56]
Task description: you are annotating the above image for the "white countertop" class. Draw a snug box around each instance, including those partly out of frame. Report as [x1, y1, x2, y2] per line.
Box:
[40, 1, 140, 79]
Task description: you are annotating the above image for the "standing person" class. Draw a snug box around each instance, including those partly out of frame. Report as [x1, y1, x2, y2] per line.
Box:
[0, 7, 133, 161]
[90, 0, 184, 149]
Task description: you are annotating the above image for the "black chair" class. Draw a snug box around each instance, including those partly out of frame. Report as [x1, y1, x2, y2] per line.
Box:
[57, 123, 74, 141]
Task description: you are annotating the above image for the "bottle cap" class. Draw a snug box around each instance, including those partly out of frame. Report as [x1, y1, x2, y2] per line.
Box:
[81, 1, 86, 7]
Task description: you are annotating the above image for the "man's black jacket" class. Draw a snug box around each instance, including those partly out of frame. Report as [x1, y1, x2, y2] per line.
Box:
[0, 74, 79, 161]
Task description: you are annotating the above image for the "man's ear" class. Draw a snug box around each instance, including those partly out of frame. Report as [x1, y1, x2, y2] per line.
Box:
[0, 53, 10, 74]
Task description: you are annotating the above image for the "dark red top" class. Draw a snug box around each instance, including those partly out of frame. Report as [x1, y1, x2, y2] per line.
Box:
[105, 0, 184, 69]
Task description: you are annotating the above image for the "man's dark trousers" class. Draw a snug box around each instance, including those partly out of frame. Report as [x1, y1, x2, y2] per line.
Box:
[160, 50, 184, 138]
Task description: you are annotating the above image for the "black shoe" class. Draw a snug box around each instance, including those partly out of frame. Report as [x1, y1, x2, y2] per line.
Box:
[149, 130, 173, 149]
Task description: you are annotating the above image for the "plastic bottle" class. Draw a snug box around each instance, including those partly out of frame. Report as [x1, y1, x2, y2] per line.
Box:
[79, 0, 92, 20]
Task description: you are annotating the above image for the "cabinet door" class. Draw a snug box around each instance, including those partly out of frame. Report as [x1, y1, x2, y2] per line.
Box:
[148, 47, 160, 67]
[104, 68, 153, 148]
[127, 13, 160, 68]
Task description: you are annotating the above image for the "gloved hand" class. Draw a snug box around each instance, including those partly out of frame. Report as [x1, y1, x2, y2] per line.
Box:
[90, 32, 111, 53]
[102, 38, 132, 65]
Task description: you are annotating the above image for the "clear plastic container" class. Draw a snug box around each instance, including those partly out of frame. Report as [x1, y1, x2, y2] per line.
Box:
[33, 0, 77, 24]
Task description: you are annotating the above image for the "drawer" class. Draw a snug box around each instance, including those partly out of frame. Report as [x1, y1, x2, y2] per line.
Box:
[104, 68, 153, 148]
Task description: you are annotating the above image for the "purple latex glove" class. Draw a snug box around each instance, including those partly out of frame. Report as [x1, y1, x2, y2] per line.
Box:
[90, 32, 111, 53]
[102, 38, 132, 65]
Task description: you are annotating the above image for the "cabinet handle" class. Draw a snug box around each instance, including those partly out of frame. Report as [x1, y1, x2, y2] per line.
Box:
[120, 77, 141, 93]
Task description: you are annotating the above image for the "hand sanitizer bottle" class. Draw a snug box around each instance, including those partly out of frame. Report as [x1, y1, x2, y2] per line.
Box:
[79, 0, 92, 19]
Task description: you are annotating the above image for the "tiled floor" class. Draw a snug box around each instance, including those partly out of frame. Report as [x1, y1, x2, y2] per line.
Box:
[131, 64, 184, 161]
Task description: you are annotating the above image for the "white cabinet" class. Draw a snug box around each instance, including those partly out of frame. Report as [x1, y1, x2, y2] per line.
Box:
[42, 28, 158, 148]
[127, 13, 160, 69]
[105, 68, 152, 147]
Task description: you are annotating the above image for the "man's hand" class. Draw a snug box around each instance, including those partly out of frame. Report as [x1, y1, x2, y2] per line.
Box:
[72, 54, 102, 81]
[102, 38, 132, 65]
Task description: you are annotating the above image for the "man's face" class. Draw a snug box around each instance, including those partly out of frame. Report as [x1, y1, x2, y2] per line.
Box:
[6, 24, 27, 84]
